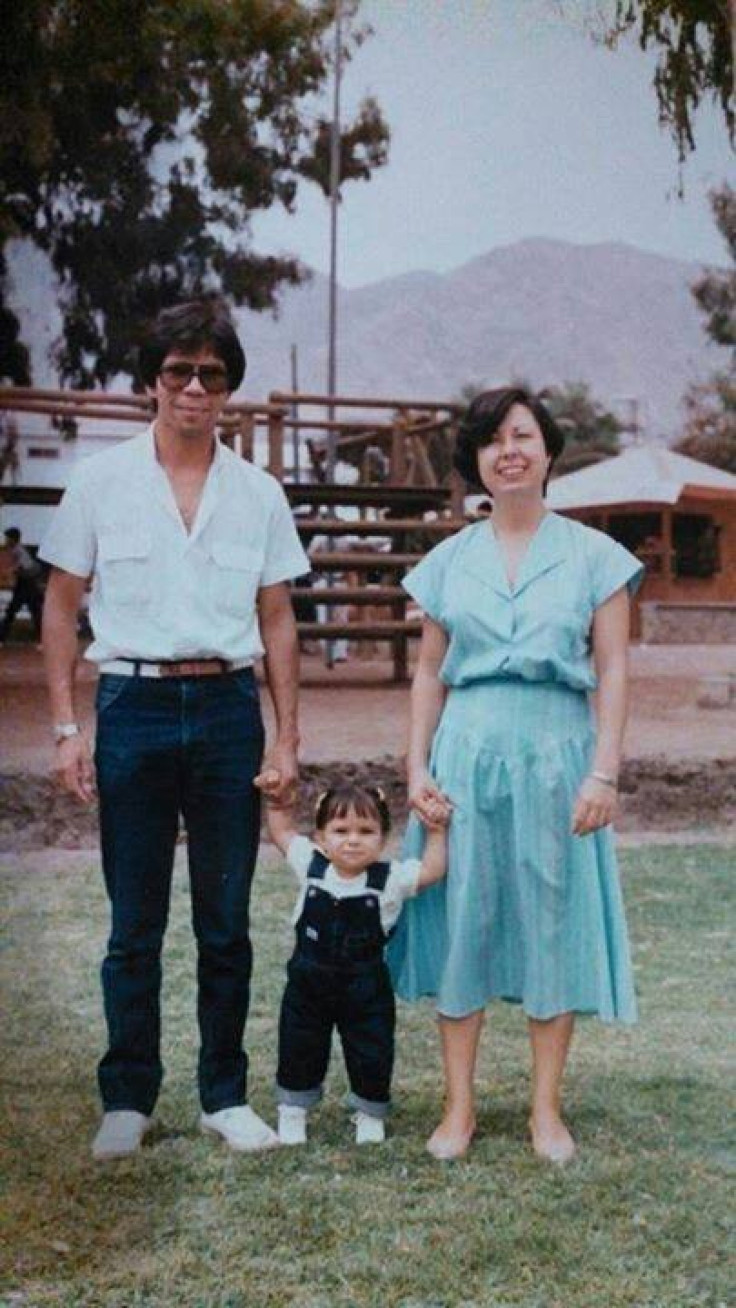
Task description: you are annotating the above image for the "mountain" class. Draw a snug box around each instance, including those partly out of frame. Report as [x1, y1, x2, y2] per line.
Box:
[234, 237, 724, 438]
[8, 236, 724, 438]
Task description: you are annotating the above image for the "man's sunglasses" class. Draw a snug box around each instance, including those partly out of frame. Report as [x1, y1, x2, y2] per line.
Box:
[158, 362, 230, 394]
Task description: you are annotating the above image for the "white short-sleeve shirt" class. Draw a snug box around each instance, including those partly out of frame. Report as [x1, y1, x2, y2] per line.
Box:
[286, 835, 421, 934]
[39, 426, 310, 664]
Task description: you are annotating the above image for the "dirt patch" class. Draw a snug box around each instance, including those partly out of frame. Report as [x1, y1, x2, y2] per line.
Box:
[2, 756, 734, 852]
[617, 757, 736, 831]
[0, 763, 409, 852]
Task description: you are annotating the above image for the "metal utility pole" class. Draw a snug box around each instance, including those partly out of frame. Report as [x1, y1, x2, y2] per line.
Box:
[326, 0, 343, 483]
[614, 396, 642, 446]
[322, 0, 344, 671]
[290, 343, 300, 482]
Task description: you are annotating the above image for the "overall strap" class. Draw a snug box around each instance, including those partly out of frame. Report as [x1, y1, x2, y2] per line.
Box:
[366, 861, 391, 892]
[306, 849, 330, 881]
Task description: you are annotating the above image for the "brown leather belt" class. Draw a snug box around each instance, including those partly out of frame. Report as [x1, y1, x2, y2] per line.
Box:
[99, 658, 252, 679]
[158, 659, 230, 678]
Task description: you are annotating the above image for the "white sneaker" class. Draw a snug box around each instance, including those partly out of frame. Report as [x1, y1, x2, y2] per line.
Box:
[91, 1110, 152, 1160]
[200, 1105, 279, 1153]
[278, 1104, 308, 1146]
[354, 1111, 386, 1145]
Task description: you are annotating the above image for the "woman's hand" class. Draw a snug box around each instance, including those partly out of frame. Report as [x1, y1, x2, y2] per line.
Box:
[571, 775, 618, 836]
[408, 767, 453, 827]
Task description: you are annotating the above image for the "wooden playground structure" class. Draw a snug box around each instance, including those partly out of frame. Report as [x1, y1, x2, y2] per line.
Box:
[0, 385, 468, 680]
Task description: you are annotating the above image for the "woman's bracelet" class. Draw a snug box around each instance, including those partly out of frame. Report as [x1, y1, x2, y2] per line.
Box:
[589, 770, 618, 789]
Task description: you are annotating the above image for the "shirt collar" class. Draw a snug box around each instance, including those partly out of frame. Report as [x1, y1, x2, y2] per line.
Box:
[143, 423, 224, 470]
[143, 423, 225, 539]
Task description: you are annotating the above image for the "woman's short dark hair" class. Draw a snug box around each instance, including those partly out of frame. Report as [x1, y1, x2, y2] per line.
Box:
[314, 784, 391, 836]
[138, 298, 246, 391]
[453, 387, 565, 491]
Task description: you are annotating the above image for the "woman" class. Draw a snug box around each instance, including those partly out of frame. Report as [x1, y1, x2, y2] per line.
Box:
[389, 387, 642, 1163]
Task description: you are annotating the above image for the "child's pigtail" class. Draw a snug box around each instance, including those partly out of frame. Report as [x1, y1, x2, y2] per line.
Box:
[366, 785, 391, 834]
[314, 789, 332, 829]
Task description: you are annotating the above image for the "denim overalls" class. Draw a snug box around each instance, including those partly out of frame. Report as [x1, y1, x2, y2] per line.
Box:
[276, 849, 396, 1119]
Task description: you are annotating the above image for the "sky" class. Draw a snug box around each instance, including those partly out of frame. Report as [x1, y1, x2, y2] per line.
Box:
[252, 0, 734, 288]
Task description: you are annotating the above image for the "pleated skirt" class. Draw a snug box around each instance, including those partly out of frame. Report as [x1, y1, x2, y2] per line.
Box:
[388, 678, 637, 1022]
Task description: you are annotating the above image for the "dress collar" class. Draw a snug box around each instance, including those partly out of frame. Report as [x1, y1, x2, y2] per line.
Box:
[469, 512, 566, 599]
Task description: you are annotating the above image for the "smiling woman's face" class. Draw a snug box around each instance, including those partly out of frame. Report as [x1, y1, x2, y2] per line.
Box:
[476, 402, 551, 501]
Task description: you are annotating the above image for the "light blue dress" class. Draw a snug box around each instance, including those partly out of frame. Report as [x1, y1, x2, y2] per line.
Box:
[388, 512, 643, 1023]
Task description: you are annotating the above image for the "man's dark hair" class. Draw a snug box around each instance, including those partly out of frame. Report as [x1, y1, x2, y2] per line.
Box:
[453, 387, 565, 491]
[4, 527, 20, 543]
[138, 299, 247, 391]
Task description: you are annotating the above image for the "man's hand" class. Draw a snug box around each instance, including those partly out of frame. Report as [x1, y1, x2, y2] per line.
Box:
[54, 733, 95, 804]
[255, 740, 298, 807]
[254, 766, 281, 797]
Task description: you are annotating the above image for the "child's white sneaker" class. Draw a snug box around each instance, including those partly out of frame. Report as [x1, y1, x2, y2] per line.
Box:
[354, 1111, 385, 1145]
[278, 1104, 307, 1146]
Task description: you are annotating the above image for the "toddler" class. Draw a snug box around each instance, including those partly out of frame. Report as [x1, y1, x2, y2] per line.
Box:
[259, 779, 449, 1145]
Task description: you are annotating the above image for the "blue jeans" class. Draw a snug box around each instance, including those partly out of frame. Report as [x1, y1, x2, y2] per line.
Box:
[94, 669, 264, 1115]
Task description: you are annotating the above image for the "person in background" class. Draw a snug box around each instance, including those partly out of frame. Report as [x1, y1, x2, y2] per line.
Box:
[0, 527, 44, 647]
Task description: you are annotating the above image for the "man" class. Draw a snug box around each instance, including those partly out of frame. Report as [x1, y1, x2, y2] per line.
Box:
[40, 299, 309, 1159]
[0, 527, 44, 646]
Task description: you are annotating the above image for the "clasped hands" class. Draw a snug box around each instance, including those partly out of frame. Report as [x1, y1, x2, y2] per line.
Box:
[254, 746, 298, 807]
[408, 769, 453, 831]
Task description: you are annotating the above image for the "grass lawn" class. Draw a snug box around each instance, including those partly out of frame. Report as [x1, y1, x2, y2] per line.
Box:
[0, 842, 733, 1308]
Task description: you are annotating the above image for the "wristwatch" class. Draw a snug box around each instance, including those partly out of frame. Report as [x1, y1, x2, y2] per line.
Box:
[53, 723, 81, 744]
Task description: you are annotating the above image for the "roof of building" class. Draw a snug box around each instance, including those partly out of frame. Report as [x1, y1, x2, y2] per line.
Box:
[546, 444, 736, 510]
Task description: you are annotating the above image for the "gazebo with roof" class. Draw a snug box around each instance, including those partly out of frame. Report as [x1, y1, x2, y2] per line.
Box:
[546, 446, 736, 636]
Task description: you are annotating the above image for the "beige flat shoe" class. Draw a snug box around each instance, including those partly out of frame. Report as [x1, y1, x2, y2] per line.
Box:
[426, 1120, 476, 1161]
[529, 1117, 576, 1165]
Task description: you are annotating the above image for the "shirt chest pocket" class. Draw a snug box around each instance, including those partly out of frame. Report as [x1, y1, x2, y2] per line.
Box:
[210, 541, 263, 615]
[98, 533, 152, 609]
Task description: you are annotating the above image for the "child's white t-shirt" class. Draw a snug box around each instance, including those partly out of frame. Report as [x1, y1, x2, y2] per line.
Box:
[286, 835, 421, 934]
